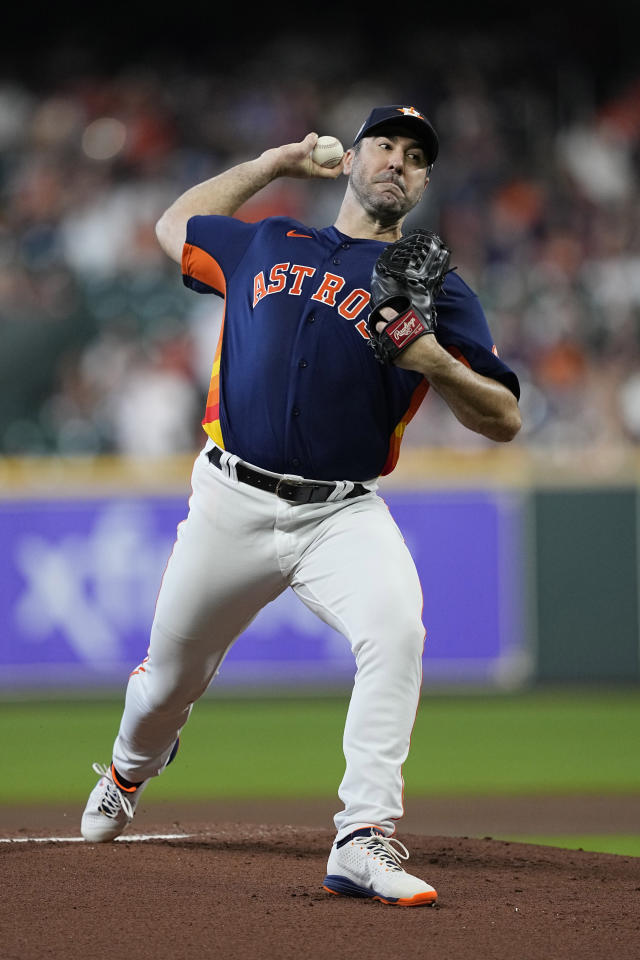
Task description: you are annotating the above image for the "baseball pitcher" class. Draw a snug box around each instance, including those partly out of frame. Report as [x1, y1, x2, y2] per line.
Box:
[81, 104, 521, 907]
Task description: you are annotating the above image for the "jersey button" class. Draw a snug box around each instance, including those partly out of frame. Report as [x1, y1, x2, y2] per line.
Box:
[298, 359, 308, 368]
[307, 314, 315, 323]
[292, 407, 300, 417]
[332, 257, 340, 265]
[292, 458, 301, 468]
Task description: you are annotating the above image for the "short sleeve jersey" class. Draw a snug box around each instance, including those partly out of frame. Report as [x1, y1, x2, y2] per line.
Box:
[182, 215, 519, 482]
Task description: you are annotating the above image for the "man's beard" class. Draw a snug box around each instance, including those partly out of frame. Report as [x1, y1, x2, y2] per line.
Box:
[349, 168, 417, 223]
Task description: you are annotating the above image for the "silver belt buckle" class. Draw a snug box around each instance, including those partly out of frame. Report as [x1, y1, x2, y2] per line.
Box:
[274, 473, 306, 499]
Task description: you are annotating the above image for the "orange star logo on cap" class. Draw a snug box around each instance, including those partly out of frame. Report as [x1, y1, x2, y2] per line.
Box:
[398, 107, 424, 120]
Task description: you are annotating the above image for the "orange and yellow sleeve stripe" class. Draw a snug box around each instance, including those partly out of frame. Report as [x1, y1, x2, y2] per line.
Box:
[381, 346, 472, 475]
[381, 379, 429, 476]
[182, 243, 227, 447]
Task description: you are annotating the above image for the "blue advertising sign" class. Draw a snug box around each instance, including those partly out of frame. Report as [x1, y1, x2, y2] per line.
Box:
[0, 490, 528, 692]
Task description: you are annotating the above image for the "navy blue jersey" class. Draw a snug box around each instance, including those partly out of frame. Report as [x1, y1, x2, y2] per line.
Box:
[182, 214, 519, 482]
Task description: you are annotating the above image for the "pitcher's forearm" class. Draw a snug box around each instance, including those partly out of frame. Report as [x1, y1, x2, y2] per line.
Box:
[397, 335, 521, 442]
[181, 157, 279, 215]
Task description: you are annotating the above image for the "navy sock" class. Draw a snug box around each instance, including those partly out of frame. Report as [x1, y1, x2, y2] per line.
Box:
[111, 764, 143, 791]
[336, 827, 382, 849]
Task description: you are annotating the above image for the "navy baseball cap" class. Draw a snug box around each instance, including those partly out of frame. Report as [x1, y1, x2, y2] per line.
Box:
[353, 105, 439, 166]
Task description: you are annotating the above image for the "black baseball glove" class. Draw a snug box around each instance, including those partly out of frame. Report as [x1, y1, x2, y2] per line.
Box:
[366, 228, 451, 363]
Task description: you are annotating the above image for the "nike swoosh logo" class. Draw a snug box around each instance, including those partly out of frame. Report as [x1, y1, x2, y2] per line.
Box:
[286, 230, 313, 238]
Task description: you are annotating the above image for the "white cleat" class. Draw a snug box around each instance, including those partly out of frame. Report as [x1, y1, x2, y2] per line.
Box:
[323, 827, 438, 906]
[81, 763, 147, 843]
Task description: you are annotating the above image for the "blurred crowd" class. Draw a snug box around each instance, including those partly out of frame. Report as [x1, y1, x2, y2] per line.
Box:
[2, 32, 640, 460]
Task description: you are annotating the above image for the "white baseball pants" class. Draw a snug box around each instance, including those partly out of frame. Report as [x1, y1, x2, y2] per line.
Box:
[111, 443, 426, 840]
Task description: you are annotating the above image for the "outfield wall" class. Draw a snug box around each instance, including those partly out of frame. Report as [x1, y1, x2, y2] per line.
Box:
[1, 447, 639, 692]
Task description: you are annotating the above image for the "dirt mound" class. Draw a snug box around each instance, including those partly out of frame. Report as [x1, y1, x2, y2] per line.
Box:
[2, 822, 639, 959]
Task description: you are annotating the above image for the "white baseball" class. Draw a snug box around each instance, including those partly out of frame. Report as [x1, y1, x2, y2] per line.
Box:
[311, 135, 344, 168]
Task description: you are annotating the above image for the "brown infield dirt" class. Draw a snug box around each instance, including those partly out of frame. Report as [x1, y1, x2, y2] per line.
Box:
[2, 796, 640, 960]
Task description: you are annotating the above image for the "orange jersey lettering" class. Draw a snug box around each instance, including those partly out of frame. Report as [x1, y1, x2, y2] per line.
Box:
[311, 272, 346, 306]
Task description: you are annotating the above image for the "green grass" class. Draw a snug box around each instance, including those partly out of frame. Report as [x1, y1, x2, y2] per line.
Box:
[404, 686, 640, 796]
[496, 835, 640, 857]
[2, 687, 640, 804]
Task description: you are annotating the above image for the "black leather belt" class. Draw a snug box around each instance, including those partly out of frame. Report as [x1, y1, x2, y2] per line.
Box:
[207, 447, 368, 504]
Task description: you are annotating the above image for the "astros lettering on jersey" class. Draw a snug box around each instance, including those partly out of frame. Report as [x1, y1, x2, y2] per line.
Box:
[182, 215, 519, 482]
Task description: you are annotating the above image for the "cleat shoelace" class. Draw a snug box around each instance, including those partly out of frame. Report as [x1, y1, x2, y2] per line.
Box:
[91, 762, 135, 821]
[354, 833, 411, 871]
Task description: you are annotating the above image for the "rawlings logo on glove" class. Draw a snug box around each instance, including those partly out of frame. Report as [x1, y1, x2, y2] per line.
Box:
[366, 228, 452, 364]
